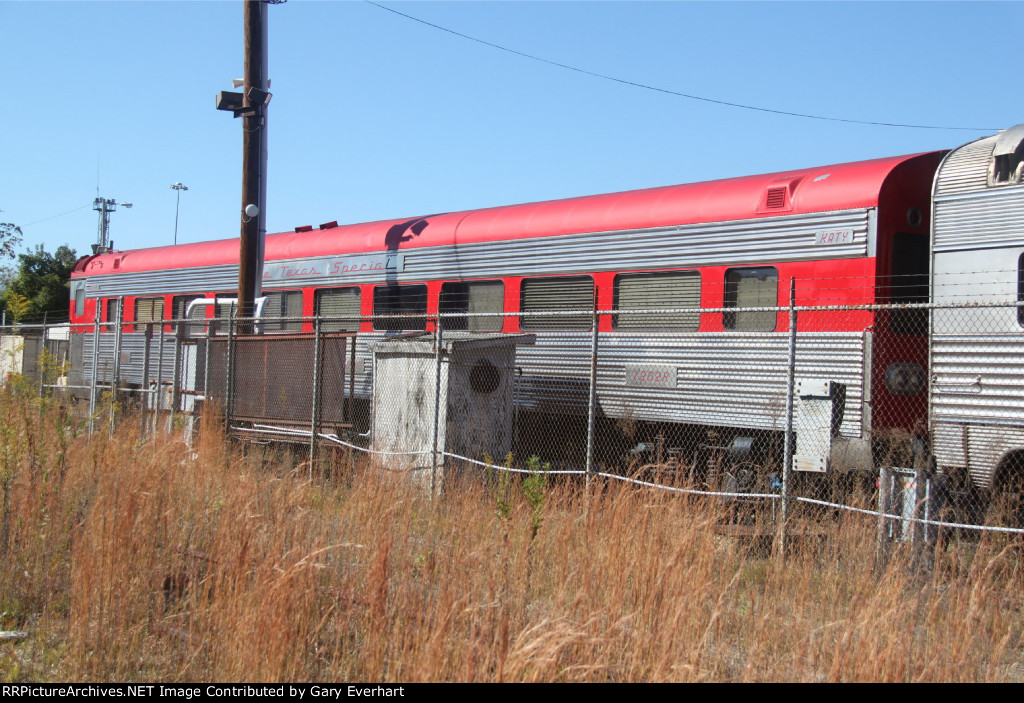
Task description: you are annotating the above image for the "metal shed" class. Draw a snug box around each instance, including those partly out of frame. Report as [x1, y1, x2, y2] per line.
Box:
[369, 332, 535, 489]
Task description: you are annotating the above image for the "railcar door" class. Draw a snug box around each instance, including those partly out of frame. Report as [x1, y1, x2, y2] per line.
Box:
[872, 231, 930, 442]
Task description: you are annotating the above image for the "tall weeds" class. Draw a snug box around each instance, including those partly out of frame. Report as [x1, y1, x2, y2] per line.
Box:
[0, 395, 1021, 682]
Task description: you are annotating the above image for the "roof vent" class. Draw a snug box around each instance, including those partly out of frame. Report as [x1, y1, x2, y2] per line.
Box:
[757, 177, 803, 213]
[765, 187, 787, 209]
[294, 225, 313, 233]
[319, 221, 338, 230]
[988, 124, 1024, 186]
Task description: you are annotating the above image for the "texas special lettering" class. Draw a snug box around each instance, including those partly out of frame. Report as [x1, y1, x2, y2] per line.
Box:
[263, 253, 405, 282]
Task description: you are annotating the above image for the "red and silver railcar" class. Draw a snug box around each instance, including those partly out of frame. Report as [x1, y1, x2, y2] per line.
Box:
[68, 150, 943, 473]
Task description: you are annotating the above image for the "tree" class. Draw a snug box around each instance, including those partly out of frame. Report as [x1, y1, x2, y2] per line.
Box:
[0, 223, 23, 259]
[0, 224, 23, 316]
[0, 244, 78, 322]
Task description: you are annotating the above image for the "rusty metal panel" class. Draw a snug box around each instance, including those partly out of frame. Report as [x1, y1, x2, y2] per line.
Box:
[206, 332, 354, 426]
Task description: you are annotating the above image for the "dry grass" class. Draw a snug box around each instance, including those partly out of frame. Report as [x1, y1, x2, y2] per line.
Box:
[0, 393, 1021, 682]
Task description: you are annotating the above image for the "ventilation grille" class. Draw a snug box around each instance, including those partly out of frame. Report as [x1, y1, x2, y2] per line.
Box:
[765, 187, 787, 209]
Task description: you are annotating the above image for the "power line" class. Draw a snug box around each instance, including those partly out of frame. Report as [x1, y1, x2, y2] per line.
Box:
[21, 204, 93, 228]
[366, 1, 996, 133]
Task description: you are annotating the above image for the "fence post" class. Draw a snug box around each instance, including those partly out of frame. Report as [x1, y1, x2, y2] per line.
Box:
[585, 289, 600, 487]
[140, 322, 152, 438]
[348, 330, 358, 475]
[431, 319, 444, 497]
[912, 441, 930, 568]
[777, 279, 797, 557]
[37, 325, 46, 404]
[155, 320, 166, 435]
[877, 464, 893, 567]
[204, 311, 214, 410]
[109, 297, 124, 437]
[88, 305, 101, 438]
[224, 315, 234, 432]
[170, 321, 183, 433]
[348, 332, 357, 426]
[309, 316, 322, 478]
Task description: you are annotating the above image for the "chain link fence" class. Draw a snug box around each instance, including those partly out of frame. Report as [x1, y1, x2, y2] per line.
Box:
[6, 292, 1024, 552]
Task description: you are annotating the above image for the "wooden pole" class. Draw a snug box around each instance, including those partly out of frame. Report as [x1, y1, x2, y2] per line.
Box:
[238, 0, 268, 333]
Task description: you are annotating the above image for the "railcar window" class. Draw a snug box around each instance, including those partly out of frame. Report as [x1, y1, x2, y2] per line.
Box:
[215, 300, 237, 321]
[187, 302, 209, 336]
[171, 295, 201, 323]
[373, 284, 428, 331]
[263, 290, 304, 332]
[439, 280, 504, 332]
[204, 297, 237, 335]
[990, 139, 1024, 185]
[104, 298, 121, 332]
[71, 281, 86, 317]
[614, 271, 700, 331]
[723, 267, 778, 331]
[133, 297, 165, 332]
[315, 287, 361, 332]
[169, 295, 203, 335]
[520, 276, 593, 331]
[890, 232, 929, 335]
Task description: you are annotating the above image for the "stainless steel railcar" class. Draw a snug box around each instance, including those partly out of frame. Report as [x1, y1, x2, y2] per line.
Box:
[68, 148, 946, 482]
[930, 124, 1024, 503]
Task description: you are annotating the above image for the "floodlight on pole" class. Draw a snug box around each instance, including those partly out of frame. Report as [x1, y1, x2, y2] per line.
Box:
[170, 182, 188, 245]
[92, 197, 131, 254]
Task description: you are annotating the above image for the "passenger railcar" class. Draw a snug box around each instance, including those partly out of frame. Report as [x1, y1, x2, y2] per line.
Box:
[930, 124, 1024, 503]
[68, 149, 945, 480]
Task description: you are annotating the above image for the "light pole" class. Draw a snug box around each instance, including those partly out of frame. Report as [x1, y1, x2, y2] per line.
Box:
[170, 182, 188, 245]
[92, 197, 132, 254]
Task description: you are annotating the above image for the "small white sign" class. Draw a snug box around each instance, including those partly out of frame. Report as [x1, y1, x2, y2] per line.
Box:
[624, 364, 676, 389]
[815, 229, 855, 246]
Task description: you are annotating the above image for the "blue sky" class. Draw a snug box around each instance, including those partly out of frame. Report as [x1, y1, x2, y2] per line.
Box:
[0, 1, 1018, 260]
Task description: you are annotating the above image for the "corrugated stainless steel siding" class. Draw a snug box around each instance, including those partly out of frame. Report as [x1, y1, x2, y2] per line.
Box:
[413, 209, 870, 280]
[83, 327, 867, 440]
[934, 136, 995, 197]
[931, 333, 1024, 487]
[82, 209, 872, 298]
[86, 265, 238, 298]
[932, 422, 1024, 490]
[931, 335, 1024, 424]
[83, 331, 378, 397]
[82, 333, 177, 385]
[513, 331, 867, 438]
[934, 187, 1024, 252]
[930, 130, 1024, 488]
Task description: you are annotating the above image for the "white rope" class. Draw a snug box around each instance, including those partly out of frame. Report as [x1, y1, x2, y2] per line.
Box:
[597, 471, 781, 500]
[441, 451, 585, 475]
[227, 426, 1024, 534]
[794, 495, 1024, 534]
[233, 424, 433, 458]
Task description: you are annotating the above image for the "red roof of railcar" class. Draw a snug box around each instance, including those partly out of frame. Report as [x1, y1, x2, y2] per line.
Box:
[73, 153, 935, 277]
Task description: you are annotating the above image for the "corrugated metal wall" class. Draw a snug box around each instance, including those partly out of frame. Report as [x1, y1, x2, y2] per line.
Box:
[931, 128, 1024, 488]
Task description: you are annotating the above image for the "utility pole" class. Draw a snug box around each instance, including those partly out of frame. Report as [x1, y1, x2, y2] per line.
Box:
[238, 0, 270, 331]
[215, 1, 278, 330]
